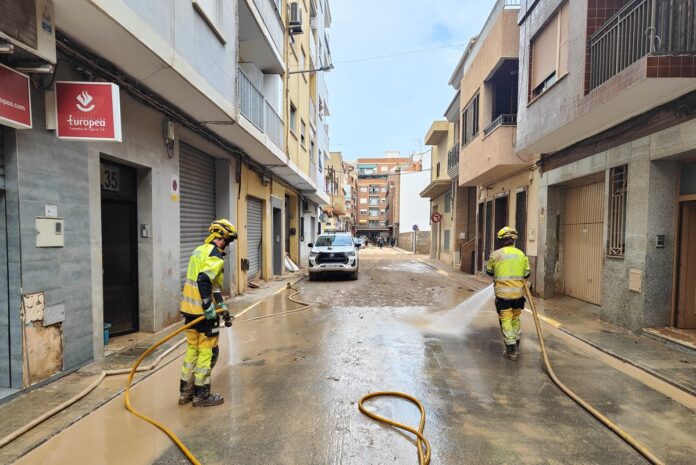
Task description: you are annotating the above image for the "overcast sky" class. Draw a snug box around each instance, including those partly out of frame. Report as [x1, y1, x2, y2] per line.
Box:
[325, 0, 496, 162]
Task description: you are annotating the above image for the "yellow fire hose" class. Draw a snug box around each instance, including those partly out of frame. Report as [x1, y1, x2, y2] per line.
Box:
[524, 283, 665, 465]
[123, 283, 312, 465]
[1, 281, 666, 465]
[358, 392, 431, 465]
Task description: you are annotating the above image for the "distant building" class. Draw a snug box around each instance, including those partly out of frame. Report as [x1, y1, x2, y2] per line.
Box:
[355, 153, 412, 238]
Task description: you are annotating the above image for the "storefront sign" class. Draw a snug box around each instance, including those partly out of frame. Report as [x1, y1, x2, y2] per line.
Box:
[55, 81, 122, 141]
[0, 63, 32, 129]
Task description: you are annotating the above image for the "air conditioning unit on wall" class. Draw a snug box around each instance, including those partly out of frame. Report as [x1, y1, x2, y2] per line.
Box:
[0, 0, 56, 64]
[289, 2, 303, 34]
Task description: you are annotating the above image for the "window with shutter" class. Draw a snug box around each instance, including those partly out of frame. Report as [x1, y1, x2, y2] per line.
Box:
[530, 1, 569, 100]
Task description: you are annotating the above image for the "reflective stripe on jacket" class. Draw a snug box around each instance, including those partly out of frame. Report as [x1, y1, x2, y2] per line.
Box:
[180, 243, 225, 315]
[486, 246, 530, 299]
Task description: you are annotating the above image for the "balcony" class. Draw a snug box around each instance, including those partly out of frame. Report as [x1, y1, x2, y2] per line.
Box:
[239, 0, 285, 73]
[460, 123, 530, 186]
[519, 0, 696, 155]
[589, 0, 696, 89]
[446, 143, 460, 179]
[483, 114, 517, 136]
[238, 67, 284, 150]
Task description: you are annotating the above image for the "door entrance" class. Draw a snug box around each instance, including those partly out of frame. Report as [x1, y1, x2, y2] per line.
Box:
[101, 160, 139, 336]
[494, 195, 509, 240]
[273, 207, 283, 275]
[246, 197, 263, 280]
[676, 201, 696, 328]
[516, 190, 527, 253]
[563, 180, 604, 305]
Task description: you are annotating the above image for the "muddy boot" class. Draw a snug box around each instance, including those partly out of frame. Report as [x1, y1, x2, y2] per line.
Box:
[503, 344, 518, 361]
[178, 380, 194, 405]
[192, 384, 224, 407]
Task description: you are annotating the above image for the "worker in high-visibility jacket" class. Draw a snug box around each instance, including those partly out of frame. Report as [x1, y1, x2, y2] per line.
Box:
[179, 219, 237, 407]
[486, 226, 530, 361]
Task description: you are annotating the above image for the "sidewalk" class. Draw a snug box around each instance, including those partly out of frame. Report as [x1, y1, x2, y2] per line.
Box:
[0, 274, 302, 465]
[417, 256, 696, 397]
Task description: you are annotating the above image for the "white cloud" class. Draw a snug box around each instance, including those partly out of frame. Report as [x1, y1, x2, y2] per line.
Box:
[326, 0, 496, 160]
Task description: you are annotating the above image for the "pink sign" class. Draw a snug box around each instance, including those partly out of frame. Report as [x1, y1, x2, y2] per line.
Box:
[55, 81, 122, 141]
[0, 63, 32, 129]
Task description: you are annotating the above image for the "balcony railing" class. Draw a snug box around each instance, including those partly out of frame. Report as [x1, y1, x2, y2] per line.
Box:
[483, 114, 517, 136]
[252, 0, 284, 54]
[590, 0, 696, 89]
[446, 143, 459, 178]
[238, 67, 284, 149]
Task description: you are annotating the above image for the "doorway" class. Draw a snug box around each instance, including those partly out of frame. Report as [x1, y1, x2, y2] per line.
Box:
[516, 190, 527, 253]
[272, 207, 283, 276]
[100, 160, 139, 336]
[494, 195, 509, 241]
[477, 202, 484, 271]
[676, 200, 696, 329]
[563, 180, 604, 305]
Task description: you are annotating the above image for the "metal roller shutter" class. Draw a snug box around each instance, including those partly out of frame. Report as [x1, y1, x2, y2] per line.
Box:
[563, 181, 604, 305]
[247, 197, 263, 279]
[180, 143, 216, 286]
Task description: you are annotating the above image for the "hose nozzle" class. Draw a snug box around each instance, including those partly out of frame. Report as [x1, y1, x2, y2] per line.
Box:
[222, 311, 234, 327]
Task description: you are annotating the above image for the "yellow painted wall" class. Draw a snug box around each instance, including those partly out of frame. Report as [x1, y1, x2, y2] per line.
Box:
[478, 167, 540, 258]
[284, 0, 313, 179]
[236, 164, 301, 292]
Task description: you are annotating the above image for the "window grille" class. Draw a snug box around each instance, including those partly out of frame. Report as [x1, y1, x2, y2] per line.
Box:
[607, 165, 628, 257]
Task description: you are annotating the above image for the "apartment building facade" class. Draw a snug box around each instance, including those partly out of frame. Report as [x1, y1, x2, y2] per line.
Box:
[517, 0, 696, 333]
[355, 155, 411, 238]
[452, 0, 540, 282]
[0, 0, 331, 393]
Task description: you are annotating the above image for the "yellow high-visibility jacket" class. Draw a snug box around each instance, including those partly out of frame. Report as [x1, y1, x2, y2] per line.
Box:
[180, 243, 225, 316]
[486, 246, 530, 300]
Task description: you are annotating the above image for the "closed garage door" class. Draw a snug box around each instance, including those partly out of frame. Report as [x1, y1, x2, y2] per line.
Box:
[563, 181, 604, 305]
[180, 144, 216, 286]
[247, 197, 263, 279]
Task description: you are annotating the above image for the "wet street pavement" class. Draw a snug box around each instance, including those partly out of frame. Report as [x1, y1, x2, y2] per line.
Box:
[13, 249, 696, 464]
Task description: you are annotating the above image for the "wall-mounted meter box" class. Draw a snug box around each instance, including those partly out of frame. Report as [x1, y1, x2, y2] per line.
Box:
[36, 217, 64, 247]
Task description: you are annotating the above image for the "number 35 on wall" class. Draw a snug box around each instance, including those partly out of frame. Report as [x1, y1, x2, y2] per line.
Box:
[100, 165, 120, 192]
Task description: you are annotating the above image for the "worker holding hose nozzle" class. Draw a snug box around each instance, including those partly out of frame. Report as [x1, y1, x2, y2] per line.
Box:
[486, 226, 530, 361]
[179, 219, 238, 407]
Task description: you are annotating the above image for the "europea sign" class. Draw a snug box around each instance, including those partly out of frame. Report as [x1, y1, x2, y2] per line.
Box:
[55, 81, 122, 141]
[0, 63, 32, 129]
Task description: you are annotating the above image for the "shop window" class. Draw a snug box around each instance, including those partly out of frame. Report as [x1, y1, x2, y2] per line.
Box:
[607, 165, 628, 257]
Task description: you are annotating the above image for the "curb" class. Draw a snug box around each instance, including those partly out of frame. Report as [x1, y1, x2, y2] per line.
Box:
[526, 307, 696, 398]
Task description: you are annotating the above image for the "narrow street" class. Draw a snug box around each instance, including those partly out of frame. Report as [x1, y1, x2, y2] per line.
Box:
[13, 249, 696, 465]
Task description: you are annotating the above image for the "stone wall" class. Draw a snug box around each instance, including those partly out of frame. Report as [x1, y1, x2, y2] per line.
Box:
[399, 231, 431, 254]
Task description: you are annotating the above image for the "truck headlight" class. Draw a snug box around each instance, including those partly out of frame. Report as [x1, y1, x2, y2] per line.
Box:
[310, 251, 318, 258]
[346, 250, 356, 256]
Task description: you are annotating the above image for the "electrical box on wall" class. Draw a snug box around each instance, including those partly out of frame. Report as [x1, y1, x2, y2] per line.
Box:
[628, 269, 643, 293]
[35, 217, 64, 247]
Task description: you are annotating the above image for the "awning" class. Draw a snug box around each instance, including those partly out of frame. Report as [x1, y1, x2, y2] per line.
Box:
[419, 179, 452, 199]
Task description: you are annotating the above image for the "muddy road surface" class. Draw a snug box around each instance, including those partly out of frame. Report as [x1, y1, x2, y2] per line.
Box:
[14, 249, 696, 464]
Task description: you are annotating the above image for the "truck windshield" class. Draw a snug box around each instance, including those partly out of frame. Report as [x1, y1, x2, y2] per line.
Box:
[315, 235, 353, 247]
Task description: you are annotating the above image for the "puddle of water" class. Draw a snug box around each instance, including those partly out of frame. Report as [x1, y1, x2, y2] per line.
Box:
[406, 285, 494, 337]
